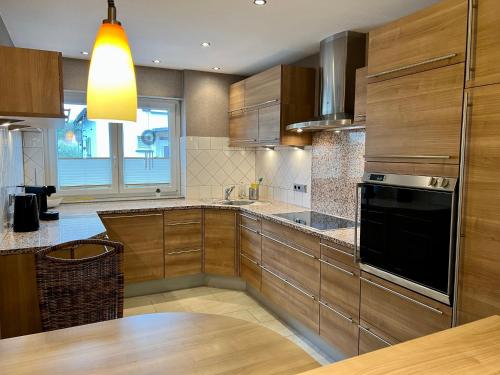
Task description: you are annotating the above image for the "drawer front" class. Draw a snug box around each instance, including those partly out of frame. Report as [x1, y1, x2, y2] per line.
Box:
[164, 222, 202, 252]
[262, 235, 320, 295]
[320, 257, 360, 320]
[240, 253, 261, 291]
[320, 303, 359, 358]
[262, 268, 319, 333]
[164, 209, 202, 224]
[358, 323, 392, 355]
[321, 240, 355, 267]
[240, 212, 261, 231]
[360, 272, 452, 342]
[165, 250, 202, 278]
[262, 220, 320, 258]
[240, 225, 261, 262]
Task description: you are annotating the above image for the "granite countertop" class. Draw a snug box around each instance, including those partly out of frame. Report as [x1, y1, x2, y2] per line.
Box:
[0, 199, 356, 255]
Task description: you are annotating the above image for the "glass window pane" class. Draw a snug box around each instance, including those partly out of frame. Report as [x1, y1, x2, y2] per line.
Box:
[57, 104, 112, 188]
[122, 108, 171, 186]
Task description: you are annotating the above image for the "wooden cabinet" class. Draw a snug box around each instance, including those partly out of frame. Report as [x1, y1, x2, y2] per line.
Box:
[261, 220, 320, 258]
[352, 67, 367, 125]
[240, 224, 261, 262]
[164, 209, 202, 278]
[365, 63, 465, 166]
[101, 212, 164, 283]
[229, 65, 315, 147]
[240, 254, 261, 291]
[320, 303, 359, 358]
[458, 83, 500, 324]
[0, 46, 64, 118]
[360, 272, 452, 343]
[204, 209, 237, 276]
[466, 0, 500, 88]
[367, 0, 467, 82]
[321, 240, 356, 267]
[358, 323, 393, 355]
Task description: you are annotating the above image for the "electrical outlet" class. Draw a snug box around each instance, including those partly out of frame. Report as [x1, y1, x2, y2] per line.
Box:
[293, 184, 307, 193]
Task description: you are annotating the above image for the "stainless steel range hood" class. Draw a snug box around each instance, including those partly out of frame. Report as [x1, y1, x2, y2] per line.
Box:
[287, 31, 366, 133]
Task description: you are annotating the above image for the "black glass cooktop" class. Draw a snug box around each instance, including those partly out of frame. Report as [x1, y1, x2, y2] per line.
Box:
[273, 211, 355, 231]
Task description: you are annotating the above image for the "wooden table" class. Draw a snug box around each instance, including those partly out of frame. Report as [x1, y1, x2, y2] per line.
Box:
[0, 312, 319, 375]
[299, 315, 500, 374]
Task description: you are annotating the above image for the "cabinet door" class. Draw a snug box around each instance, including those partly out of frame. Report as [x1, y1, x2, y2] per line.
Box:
[365, 64, 464, 165]
[358, 323, 392, 355]
[353, 67, 367, 124]
[101, 213, 164, 283]
[458, 83, 500, 324]
[204, 209, 237, 276]
[229, 111, 258, 145]
[320, 303, 359, 358]
[245, 65, 281, 107]
[367, 0, 467, 82]
[258, 104, 281, 145]
[0, 46, 64, 117]
[360, 273, 452, 343]
[467, 0, 500, 88]
[240, 253, 261, 291]
[229, 81, 245, 113]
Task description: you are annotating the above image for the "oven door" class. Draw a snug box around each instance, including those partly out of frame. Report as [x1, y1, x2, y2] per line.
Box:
[358, 183, 455, 304]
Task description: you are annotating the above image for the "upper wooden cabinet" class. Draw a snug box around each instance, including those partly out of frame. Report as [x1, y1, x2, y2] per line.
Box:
[0, 46, 64, 118]
[352, 67, 367, 125]
[204, 209, 237, 276]
[229, 64, 316, 147]
[367, 0, 467, 82]
[365, 63, 465, 166]
[466, 0, 500, 88]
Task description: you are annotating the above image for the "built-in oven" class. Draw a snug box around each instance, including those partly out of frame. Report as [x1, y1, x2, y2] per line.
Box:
[355, 173, 458, 305]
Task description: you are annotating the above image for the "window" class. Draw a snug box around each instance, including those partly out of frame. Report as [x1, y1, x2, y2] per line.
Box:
[48, 91, 180, 198]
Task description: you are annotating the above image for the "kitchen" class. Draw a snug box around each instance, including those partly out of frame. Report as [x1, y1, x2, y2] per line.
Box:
[1, 0, 500, 373]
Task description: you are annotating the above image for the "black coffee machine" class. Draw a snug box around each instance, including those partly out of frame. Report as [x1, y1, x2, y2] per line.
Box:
[24, 185, 60, 221]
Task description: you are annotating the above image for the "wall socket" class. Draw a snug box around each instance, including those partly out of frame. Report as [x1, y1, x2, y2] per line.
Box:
[293, 184, 307, 193]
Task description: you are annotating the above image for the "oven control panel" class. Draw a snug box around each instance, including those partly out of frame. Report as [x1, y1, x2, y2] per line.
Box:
[363, 173, 457, 192]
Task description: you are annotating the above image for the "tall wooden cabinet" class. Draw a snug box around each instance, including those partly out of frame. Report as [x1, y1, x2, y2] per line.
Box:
[204, 209, 237, 276]
[0, 46, 64, 117]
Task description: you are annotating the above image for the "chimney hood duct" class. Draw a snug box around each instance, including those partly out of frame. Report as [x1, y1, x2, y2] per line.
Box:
[287, 31, 366, 133]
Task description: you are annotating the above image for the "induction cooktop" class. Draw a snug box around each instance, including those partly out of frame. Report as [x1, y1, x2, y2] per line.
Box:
[273, 211, 355, 231]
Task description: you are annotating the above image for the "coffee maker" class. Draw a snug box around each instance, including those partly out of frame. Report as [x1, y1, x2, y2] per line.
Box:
[24, 185, 60, 221]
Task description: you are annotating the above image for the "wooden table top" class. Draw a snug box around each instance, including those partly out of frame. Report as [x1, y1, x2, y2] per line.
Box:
[0, 312, 319, 375]
[299, 315, 500, 375]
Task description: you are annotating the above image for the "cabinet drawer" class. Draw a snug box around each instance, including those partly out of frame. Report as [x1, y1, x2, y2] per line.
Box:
[165, 222, 202, 252]
[262, 220, 320, 258]
[164, 209, 202, 224]
[240, 253, 261, 291]
[320, 257, 360, 320]
[240, 225, 261, 262]
[240, 212, 261, 231]
[358, 322, 393, 355]
[321, 240, 355, 266]
[360, 272, 452, 343]
[165, 250, 202, 278]
[262, 267, 319, 333]
[262, 235, 320, 295]
[367, 0, 467, 81]
[320, 303, 359, 358]
[245, 65, 281, 107]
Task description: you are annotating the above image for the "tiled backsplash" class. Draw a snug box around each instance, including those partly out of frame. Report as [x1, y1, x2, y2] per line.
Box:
[23, 131, 46, 186]
[0, 128, 24, 235]
[311, 130, 365, 220]
[255, 147, 312, 208]
[183, 136, 256, 200]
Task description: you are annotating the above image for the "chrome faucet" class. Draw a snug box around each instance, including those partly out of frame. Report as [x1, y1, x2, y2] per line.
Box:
[224, 185, 235, 201]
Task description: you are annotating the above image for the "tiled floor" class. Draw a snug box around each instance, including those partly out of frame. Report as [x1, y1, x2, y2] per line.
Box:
[124, 286, 331, 365]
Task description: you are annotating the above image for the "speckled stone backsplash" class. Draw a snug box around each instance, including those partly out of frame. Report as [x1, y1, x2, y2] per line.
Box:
[311, 130, 365, 221]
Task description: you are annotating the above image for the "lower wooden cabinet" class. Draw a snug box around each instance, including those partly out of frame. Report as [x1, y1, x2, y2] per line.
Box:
[204, 209, 237, 276]
[165, 251, 202, 278]
[101, 212, 164, 283]
[319, 303, 359, 358]
[358, 323, 393, 355]
[240, 225, 261, 262]
[240, 253, 261, 291]
[360, 272, 452, 343]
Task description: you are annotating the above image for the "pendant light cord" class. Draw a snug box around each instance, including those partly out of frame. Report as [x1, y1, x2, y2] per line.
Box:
[108, 0, 115, 7]
[106, 0, 119, 24]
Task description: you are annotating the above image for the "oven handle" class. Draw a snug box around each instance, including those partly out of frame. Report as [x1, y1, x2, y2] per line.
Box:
[354, 183, 363, 264]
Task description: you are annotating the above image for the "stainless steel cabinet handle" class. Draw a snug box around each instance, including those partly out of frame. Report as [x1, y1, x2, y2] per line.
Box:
[101, 213, 163, 219]
[465, 0, 477, 81]
[364, 155, 451, 160]
[261, 233, 316, 260]
[166, 249, 201, 255]
[354, 183, 362, 264]
[366, 53, 457, 79]
[165, 221, 201, 226]
[354, 114, 367, 120]
[244, 99, 279, 111]
[319, 300, 353, 323]
[241, 213, 259, 221]
[261, 266, 315, 300]
[241, 253, 259, 266]
[358, 325, 392, 346]
[360, 277, 444, 315]
[240, 225, 259, 234]
[233, 138, 258, 143]
[259, 138, 280, 142]
[321, 243, 354, 258]
[319, 259, 355, 276]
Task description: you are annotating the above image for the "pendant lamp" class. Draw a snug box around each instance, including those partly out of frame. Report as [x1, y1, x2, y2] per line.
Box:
[87, 0, 137, 122]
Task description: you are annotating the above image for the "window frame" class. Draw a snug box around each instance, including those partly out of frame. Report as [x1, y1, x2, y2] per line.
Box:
[45, 90, 182, 200]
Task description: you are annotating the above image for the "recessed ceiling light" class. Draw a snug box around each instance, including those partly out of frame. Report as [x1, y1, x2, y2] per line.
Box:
[296, 128, 303, 133]
[213, 67, 221, 71]
[153, 59, 161, 64]
[81, 51, 89, 55]
[201, 42, 211, 47]
[253, 0, 267, 5]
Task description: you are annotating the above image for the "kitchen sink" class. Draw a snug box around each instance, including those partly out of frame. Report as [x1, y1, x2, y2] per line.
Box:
[218, 200, 255, 206]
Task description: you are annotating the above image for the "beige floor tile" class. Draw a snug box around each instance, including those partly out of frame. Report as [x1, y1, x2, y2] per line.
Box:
[153, 300, 191, 313]
[163, 287, 221, 301]
[180, 298, 248, 315]
[124, 304, 156, 317]
[222, 310, 260, 324]
[248, 306, 278, 323]
[124, 295, 154, 309]
[260, 319, 295, 337]
[287, 335, 331, 365]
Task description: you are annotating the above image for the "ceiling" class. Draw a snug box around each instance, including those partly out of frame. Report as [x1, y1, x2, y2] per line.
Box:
[0, 0, 439, 75]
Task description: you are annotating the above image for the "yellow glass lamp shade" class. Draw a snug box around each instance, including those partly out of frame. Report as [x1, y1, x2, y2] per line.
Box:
[87, 23, 137, 122]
